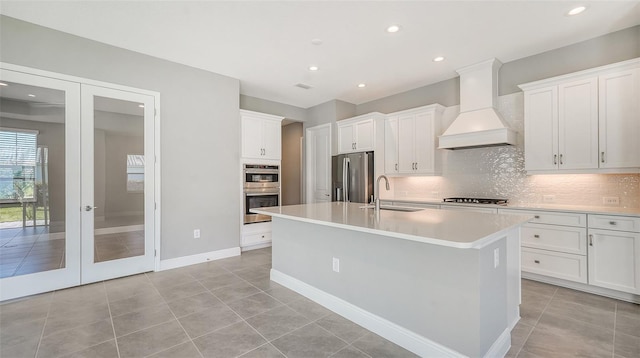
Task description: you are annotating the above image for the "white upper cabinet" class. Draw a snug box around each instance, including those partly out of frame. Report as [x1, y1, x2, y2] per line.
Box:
[384, 104, 443, 175]
[557, 77, 599, 170]
[598, 69, 640, 169]
[240, 110, 284, 160]
[336, 113, 382, 154]
[520, 58, 640, 174]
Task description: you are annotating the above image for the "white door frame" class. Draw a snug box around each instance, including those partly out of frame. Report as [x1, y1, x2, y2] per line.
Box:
[305, 123, 332, 204]
[0, 63, 161, 300]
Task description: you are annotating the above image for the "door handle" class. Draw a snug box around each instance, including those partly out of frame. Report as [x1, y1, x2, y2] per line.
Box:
[84, 205, 97, 211]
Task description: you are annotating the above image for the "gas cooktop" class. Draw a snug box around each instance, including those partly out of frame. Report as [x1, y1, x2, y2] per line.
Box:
[443, 197, 508, 205]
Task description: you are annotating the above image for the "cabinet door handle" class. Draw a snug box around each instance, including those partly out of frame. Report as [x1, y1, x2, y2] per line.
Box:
[609, 221, 617, 226]
[601, 151, 605, 163]
[559, 154, 563, 165]
[534, 215, 540, 219]
[534, 260, 540, 264]
[534, 234, 540, 238]
[395, 163, 398, 171]
[415, 162, 418, 170]
[554, 154, 557, 165]
[589, 234, 593, 246]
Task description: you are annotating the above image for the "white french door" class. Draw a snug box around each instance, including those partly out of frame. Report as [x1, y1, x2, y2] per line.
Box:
[0, 69, 82, 300]
[0, 66, 157, 300]
[80, 85, 155, 283]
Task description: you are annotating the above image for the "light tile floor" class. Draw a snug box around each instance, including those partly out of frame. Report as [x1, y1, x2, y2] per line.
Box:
[0, 247, 638, 358]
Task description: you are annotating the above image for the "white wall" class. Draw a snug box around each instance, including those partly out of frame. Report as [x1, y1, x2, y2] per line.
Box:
[1, 15, 241, 260]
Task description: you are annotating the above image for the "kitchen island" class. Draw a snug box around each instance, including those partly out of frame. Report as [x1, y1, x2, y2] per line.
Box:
[252, 202, 531, 358]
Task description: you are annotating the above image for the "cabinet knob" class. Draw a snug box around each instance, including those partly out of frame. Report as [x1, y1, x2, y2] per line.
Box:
[534, 260, 540, 264]
[609, 221, 616, 225]
[534, 234, 540, 238]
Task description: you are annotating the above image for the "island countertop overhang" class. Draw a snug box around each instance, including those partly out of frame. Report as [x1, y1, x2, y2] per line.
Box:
[251, 202, 531, 249]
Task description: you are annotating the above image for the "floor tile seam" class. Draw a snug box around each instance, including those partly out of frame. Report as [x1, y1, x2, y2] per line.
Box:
[28, 295, 51, 358]
[612, 304, 617, 358]
[144, 273, 198, 358]
[105, 280, 123, 358]
[208, 287, 263, 305]
[333, 344, 373, 358]
[237, 342, 283, 358]
[141, 340, 203, 358]
[541, 309, 617, 337]
[306, 317, 354, 348]
[110, 301, 172, 321]
[512, 321, 536, 358]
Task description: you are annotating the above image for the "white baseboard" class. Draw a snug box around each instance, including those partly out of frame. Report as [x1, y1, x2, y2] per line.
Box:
[483, 327, 512, 358]
[241, 242, 272, 252]
[271, 269, 468, 358]
[159, 247, 240, 271]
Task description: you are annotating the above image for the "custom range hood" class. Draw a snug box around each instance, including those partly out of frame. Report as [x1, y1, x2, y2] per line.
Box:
[438, 58, 516, 150]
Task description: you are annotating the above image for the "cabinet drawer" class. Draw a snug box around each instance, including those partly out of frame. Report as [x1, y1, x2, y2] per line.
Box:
[588, 215, 640, 233]
[500, 209, 586, 227]
[522, 223, 587, 255]
[242, 232, 272, 246]
[522, 248, 587, 283]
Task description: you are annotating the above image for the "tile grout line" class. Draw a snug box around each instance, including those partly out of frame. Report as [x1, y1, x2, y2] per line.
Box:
[105, 280, 123, 358]
[31, 289, 54, 358]
[612, 303, 617, 358]
[144, 274, 203, 358]
[516, 285, 558, 357]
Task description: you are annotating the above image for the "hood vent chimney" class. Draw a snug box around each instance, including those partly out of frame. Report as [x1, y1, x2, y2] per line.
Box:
[438, 58, 516, 150]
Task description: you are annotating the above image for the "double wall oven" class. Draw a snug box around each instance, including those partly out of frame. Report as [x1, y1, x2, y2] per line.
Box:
[243, 164, 279, 224]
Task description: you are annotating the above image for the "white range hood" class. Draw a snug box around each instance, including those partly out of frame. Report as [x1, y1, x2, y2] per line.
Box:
[438, 58, 517, 150]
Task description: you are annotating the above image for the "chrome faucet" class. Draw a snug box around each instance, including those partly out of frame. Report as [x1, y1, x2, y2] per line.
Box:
[375, 175, 390, 211]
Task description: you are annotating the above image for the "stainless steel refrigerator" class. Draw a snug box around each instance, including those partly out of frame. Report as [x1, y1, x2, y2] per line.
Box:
[332, 151, 374, 203]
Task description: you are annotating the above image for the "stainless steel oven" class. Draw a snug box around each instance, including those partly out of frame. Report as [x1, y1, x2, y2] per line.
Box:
[243, 164, 279, 224]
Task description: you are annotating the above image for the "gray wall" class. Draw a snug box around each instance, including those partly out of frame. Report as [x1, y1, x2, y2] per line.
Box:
[356, 25, 640, 115]
[0, 15, 241, 260]
[240, 94, 307, 122]
[281, 122, 303, 206]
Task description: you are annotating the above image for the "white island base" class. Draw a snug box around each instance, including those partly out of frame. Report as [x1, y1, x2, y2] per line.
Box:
[257, 203, 525, 358]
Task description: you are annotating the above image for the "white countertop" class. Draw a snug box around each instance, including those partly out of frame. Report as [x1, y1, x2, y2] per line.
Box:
[382, 197, 640, 217]
[251, 202, 531, 249]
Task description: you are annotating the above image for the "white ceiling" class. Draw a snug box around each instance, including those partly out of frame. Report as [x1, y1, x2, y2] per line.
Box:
[1, 1, 639, 109]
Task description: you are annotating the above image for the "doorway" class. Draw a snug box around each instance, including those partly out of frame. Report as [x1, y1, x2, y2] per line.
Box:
[0, 66, 159, 300]
[305, 123, 332, 203]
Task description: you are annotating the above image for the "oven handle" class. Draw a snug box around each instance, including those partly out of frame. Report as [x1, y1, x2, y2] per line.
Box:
[244, 191, 279, 196]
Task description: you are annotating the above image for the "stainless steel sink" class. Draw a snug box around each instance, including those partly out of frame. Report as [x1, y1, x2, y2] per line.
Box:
[360, 205, 423, 212]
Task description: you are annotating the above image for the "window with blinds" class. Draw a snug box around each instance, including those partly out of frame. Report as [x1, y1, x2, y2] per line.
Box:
[0, 128, 39, 202]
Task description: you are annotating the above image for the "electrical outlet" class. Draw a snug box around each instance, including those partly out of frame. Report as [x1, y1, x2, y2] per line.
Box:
[193, 229, 201, 239]
[332, 257, 340, 273]
[494, 248, 500, 268]
[543, 195, 555, 203]
[602, 197, 619, 206]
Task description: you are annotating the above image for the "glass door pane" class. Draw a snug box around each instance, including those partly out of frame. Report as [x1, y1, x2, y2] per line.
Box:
[81, 85, 154, 284]
[93, 96, 145, 263]
[0, 69, 81, 301]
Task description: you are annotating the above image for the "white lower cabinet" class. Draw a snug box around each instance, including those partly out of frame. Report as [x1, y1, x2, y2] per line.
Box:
[241, 222, 272, 250]
[441, 205, 498, 214]
[588, 215, 640, 294]
[522, 247, 588, 283]
[500, 209, 588, 284]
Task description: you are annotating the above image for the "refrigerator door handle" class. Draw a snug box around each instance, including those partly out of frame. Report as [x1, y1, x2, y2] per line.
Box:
[363, 153, 369, 203]
[343, 158, 350, 202]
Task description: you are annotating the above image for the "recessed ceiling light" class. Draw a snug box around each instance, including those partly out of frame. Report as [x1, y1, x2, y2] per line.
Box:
[138, 104, 145, 108]
[358, 83, 366, 88]
[311, 39, 323, 46]
[433, 56, 445, 62]
[386, 25, 401, 33]
[28, 94, 36, 97]
[309, 66, 319, 71]
[0, 82, 8, 87]
[567, 6, 586, 16]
